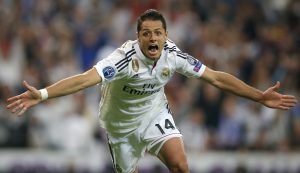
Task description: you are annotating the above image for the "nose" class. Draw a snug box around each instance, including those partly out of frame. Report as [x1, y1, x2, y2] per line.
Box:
[149, 32, 157, 41]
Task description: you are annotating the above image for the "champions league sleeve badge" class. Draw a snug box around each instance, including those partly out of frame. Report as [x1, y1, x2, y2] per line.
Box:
[187, 55, 198, 65]
[193, 61, 202, 72]
[187, 55, 202, 72]
[103, 66, 116, 79]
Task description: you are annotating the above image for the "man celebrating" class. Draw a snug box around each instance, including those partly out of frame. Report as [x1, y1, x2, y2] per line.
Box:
[6, 9, 297, 173]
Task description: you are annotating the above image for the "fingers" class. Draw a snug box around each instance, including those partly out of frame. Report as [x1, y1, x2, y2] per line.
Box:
[282, 98, 298, 105]
[6, 96, 29, 115]
[11, 102, 23, 113]
[23, 81, 35, 93]
[282, 94, 297, 101]
[276, 81, 280, 88]
[277, 94, 298, 109]
[7, 95, 21, 103]
[6, 99, 22, 110]
[17, 107, 27, 116]
[5, 81, 33, 116]
[11, 103, 28, 116]
[277, 95, 298, 110]
[282, 95, 298, 105]
[271, 81, 280, 90]
[9, 101, 28, 115]
[281, 102, 297, 108]
[6, 92, 26, 108]
[278, 105, 289, 110]
[6, 81, 31, 103]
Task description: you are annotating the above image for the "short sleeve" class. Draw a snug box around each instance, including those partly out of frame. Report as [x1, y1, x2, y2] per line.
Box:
[174, 52, 206, 78]
[94, 49, 129, 84]
[164, 39, 206, 78]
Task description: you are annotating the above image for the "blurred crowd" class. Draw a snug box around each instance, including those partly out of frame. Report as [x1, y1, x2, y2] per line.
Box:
[0, 0, 299, 160]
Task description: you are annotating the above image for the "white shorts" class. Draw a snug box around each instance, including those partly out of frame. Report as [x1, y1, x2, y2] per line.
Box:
[106, 105, 182, 173]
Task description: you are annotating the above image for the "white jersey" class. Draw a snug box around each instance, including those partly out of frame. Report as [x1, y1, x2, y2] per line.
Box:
[94, 39, 206, 134]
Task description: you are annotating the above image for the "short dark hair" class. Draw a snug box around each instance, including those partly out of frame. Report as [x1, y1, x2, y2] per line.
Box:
[137, 9, 167, 32]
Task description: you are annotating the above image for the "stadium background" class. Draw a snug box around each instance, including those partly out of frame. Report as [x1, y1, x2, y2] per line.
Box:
[0, 0, 299, 172]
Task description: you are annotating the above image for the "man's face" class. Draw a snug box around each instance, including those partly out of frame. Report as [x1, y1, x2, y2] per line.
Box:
[137, 20, 168, 61]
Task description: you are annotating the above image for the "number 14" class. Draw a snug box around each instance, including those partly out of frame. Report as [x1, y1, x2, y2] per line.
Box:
[155, 119, 175, 134]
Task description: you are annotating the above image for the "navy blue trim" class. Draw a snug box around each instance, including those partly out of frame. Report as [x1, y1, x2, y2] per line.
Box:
[117, 57, 132, 72]
[117, 51, 136, 72]
[115, 49, 136, 72]
[164, 45, 177, 52]
[115, 57, 128, 67]
[115, 49, 134, 66]
[176, 52, 187, 59]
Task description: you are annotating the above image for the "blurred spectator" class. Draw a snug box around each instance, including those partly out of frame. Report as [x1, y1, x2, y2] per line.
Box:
[239, 103, 267, 150]
[289, 99, 300, 150]
[195, 83, 224, 132]
[55, 93, 95, 153]
[216, 96, 244, 150]
[75, 27, 109, 71]
[179, 107, 208, 152]
[0, 11, 26, 89]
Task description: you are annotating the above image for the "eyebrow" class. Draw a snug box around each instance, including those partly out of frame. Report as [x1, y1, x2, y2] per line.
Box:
[141, 28, 163, 32]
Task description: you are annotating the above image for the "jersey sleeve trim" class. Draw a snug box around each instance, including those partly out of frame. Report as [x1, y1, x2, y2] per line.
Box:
[176, 52, 188, 59]
[115, 48, 136, 72]
[93, 66, 106, 83]
[198, 64, 206, 77]
[164, 44, 177, 53]
[164, 40, 188, 60]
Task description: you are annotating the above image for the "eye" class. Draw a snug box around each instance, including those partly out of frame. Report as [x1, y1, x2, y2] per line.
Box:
[155, 31, 162, 36]
[142, 32, 150, 37]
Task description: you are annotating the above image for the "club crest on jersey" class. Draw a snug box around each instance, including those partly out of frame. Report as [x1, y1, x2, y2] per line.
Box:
[161, 67, 170, 79]
[187, 55, 198, 65]
[132, 59, 139, 72]
[103, 66, 115, 79]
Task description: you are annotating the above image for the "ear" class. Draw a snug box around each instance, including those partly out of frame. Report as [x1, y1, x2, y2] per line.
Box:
[165, 30, 168, 39]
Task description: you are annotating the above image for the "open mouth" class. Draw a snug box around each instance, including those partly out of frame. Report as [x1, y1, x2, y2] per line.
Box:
[148, 44, 159, 56]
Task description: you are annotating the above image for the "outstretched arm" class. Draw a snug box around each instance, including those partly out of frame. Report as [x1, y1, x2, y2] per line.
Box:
[200, 67, 297, 110]
[6, 67, 101, 116]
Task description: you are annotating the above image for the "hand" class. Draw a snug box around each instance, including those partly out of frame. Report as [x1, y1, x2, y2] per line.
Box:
[260, 81, 298, 110]
[6, 81, 42, 116]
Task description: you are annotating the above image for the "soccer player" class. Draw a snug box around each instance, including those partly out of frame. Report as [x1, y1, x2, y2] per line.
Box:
[6, 9, 297, 173]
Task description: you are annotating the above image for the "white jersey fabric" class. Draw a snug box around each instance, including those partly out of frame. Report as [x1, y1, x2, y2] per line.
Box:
[94, 39, 206, 134]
